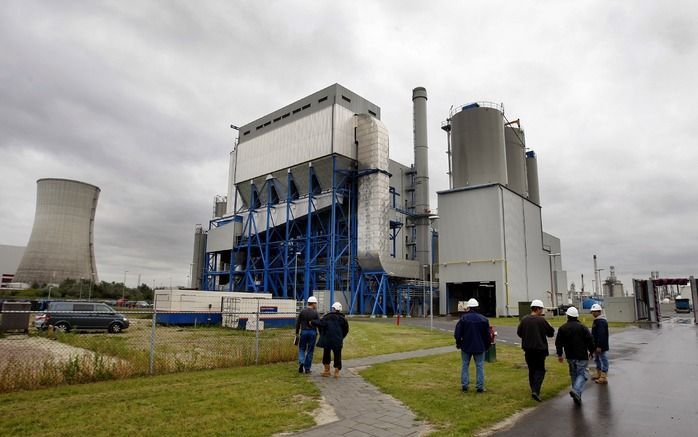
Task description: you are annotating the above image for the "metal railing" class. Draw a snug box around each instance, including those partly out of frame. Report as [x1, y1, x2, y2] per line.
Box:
[448, 101, 504, 118]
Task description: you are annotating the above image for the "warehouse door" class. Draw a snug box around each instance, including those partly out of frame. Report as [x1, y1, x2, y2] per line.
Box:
[446, 282, 496, 317]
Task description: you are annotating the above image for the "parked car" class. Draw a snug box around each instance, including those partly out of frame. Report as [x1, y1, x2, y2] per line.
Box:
[134, 301, 152, 308]
[34, 301, 130, 333]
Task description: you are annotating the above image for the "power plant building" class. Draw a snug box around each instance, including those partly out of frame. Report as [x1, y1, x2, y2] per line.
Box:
[194, 84, 565, 316]
[438, 103, 564, 315]
[14, 178, 100, 285]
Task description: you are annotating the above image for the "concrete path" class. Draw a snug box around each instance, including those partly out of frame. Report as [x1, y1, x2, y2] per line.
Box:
[493, 315, 698, 437]
[291, 346, 456, 437]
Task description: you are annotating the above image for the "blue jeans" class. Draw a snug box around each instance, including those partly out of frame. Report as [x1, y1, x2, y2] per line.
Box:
[461, 351, 485, 390]
[298, 329, 317, 370]
[594, 351, 609, 372]
[567, 359, 588, 396]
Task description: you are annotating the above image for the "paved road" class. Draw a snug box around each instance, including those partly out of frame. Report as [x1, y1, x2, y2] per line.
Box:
[495, 315, 698, 437]
[292, 346, 456, 437]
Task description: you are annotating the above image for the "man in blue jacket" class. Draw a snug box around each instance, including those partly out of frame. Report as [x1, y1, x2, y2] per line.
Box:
[454, 298, 491, 393]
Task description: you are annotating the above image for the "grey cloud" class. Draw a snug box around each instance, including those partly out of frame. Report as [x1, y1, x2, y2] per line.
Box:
[1, 0, 697, 288]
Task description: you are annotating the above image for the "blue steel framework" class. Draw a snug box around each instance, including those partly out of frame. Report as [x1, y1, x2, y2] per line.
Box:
[204, 155, 359, 309]
[202, 154, 437, 316]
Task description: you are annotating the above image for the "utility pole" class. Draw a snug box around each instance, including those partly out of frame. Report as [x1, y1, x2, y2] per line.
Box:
[122, 270, 129, 300]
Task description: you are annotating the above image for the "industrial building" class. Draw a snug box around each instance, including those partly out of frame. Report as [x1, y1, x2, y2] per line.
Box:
[14, 178, 100, 286]
[193, 84, 566, 316]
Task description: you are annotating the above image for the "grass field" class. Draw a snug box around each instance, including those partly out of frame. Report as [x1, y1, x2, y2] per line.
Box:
[360, 344, 572, 436]
[1, 319, 453, 392]
[0, 363, 319, 437]
[1, 327, 571, 437]
[342, 319, 453, 358]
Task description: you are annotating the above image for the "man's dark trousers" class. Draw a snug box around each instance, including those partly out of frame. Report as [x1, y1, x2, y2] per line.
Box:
[525, 349, 547, 395]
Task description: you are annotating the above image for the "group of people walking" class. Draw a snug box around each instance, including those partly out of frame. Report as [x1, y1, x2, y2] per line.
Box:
[295, 297, 349, 378]
[297, 293, 610, 406]
[455, 298, 610, 406]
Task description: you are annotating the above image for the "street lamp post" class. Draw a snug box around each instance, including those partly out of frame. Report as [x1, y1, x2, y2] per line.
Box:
[428, 215, 439, 330]
[122, 270, 129, 300]
[47, 285, 54, 300]
[79, 277, 84, 300]
[422, 265, 428, 318]
[88, 273, 94, 301]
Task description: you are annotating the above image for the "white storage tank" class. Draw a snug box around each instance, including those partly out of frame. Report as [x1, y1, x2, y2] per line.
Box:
[525, 150, 541, 205]
[450, 103, 508, 189]
[504, 126, 528, 196]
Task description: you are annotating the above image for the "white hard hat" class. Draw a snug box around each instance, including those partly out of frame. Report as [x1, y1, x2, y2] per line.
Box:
[307, 296, 318, 304]
[590, 304, 602, 312]
[566, 306, 579, 318]
[530, 299, 545, 308]
[331, 302, 342, 312]
[467, 298, 479, 308]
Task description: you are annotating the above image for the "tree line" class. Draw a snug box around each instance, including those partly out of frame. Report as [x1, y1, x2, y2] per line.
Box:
[5, 278, 155, 301]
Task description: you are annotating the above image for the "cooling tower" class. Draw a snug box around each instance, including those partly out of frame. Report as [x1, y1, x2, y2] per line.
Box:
[14, 178, 100, 285]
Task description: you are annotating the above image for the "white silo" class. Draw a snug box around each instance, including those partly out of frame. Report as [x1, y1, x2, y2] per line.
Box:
[504, 125, 528, 196]
[14, 178, 100, 285]
[525, 150, 540, 205]
[449, 103, 508, 189]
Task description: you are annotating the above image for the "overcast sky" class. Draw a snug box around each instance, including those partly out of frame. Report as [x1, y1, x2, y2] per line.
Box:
[1, 0, 696, 291]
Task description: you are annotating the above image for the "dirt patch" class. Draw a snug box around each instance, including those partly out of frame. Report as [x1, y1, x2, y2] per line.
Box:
[273, 395, 338, 436]
[0, 335, 97, 371]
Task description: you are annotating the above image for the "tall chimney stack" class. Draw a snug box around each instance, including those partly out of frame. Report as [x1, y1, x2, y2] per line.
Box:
[412, 87, 430, 273]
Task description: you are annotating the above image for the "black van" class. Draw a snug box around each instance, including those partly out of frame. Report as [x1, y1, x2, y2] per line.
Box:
[35, 301, 130, 333]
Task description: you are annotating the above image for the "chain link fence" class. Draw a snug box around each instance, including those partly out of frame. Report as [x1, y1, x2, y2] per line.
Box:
[0, 304, 298, 393]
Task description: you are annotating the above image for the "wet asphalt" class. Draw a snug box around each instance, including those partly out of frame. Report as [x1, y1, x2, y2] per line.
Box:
[494, 314, 698, 437]
[368, 313, 698, 436]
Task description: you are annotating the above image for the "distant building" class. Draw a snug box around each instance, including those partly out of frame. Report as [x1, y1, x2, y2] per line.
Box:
[0, 244, 26, 288]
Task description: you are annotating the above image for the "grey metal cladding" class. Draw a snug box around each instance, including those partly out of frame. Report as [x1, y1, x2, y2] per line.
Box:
[238, 83, 381, 143]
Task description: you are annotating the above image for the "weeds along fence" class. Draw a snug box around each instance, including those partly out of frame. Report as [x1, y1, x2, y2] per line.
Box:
[0, 307, 298, 393]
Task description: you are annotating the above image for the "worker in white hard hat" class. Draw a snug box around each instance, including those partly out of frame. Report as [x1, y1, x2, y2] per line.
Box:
[517, 299, 555, 401]
[555, 306, 595, 406]
[295, 296, 320, 374]
[315, 301, 349, 378]
[453, 298, 491, 393]
[590, 303, 609, 384]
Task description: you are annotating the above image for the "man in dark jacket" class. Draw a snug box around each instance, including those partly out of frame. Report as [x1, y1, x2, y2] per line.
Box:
[295, 296, 320, 374]
[555, 306, 595, 406]
[315, 302, 349, 378]
[517, 299, 555, 401]
[590, 303, 609, 384]
[453, 298, 491, 393]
